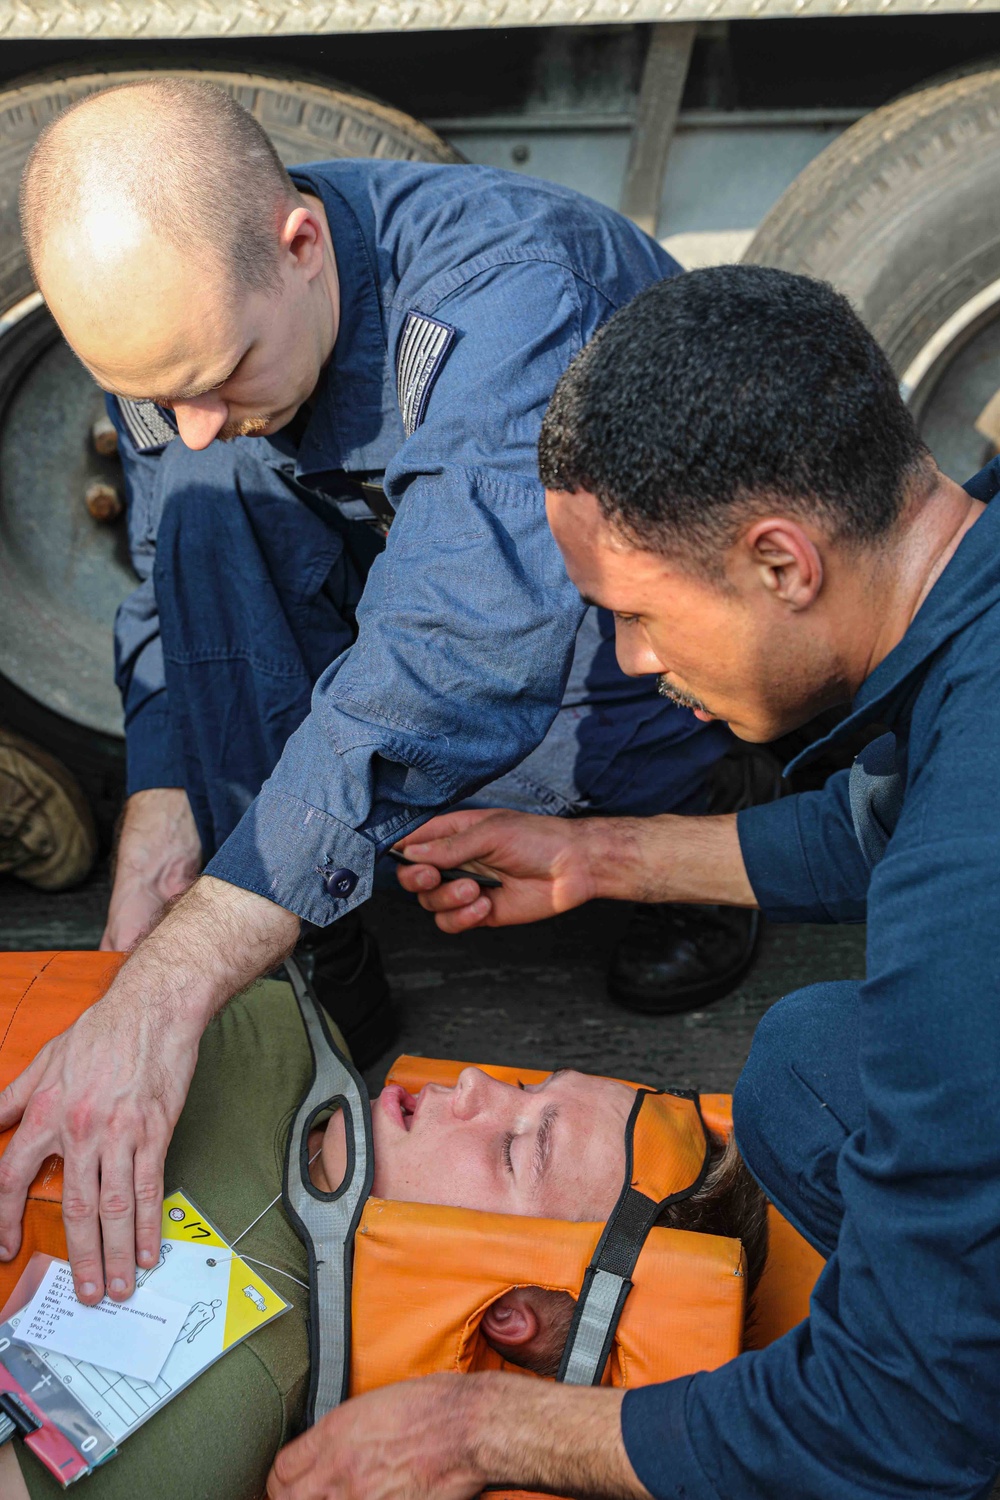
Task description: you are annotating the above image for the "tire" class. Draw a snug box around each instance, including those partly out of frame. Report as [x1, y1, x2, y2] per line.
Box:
[0, 61, 460, 836]
[744, 70, 1000, 473]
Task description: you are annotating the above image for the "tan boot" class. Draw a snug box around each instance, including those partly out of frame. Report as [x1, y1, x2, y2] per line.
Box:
[0, 728, 97, 891]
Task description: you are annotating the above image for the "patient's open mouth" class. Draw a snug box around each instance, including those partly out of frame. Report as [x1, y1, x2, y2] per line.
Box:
[381, 1084, 419, 1131]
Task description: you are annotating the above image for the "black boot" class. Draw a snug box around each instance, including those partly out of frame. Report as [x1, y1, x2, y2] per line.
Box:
[294, 912, 399, 1070]
[607, 746, 785, 1016]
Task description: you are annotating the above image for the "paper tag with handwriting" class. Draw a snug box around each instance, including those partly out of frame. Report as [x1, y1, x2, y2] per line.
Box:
[16, 1260, 186, 1383]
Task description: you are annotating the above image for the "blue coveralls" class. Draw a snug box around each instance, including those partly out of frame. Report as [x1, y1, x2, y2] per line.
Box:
[621, 462, 1000, 1499]
[111, 161, 729, 923]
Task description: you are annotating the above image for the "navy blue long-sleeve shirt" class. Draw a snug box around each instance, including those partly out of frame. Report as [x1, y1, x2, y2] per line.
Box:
[622, 464, 1000, 1498]
[111, 161, 679, 925]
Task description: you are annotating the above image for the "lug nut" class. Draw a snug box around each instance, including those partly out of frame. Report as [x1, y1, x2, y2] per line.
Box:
[85, 481, 123, 523]
[91, 415, 118, 456]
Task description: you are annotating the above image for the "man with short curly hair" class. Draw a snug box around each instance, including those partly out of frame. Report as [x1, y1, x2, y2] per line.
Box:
[386, 265, 1000, 1500]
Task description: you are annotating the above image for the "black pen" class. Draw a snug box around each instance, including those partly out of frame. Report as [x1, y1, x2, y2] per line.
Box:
[385, 847, 502, 888]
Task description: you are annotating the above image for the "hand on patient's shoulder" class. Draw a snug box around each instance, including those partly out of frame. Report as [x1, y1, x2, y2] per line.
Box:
[0, 874, 300, 1307]
[266, 1371, 649, 1500]
[268, 1373, 485, 1500]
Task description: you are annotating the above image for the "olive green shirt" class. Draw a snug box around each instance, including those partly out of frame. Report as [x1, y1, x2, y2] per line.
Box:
[21, 979, 329, 1500]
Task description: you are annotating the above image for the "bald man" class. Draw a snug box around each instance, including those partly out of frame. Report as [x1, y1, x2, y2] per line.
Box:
[2, 77, 775, 1301]
[17, 78, 780, 1064]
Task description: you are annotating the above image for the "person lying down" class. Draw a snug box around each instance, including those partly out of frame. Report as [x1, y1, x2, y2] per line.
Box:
[2, 979, 768, 1500]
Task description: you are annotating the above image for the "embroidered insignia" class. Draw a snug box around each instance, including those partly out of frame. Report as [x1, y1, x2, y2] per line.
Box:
[116, 398, 178, 454]
[396, 312, 456, 438]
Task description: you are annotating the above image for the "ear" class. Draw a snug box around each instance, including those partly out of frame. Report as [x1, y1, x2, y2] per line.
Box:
[278, 204, 326, 281]
[481, 1288, 540, 1351]
[742, 518, 824, 611]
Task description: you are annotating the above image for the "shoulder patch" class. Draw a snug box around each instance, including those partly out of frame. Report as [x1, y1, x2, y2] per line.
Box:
[116, 398, 178, 454]
[396, 312, 456, 439]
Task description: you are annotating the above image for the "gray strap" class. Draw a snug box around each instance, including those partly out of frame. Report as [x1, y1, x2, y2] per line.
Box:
[560, 1269, 630, 1386]
[282, 958, 373, 1422]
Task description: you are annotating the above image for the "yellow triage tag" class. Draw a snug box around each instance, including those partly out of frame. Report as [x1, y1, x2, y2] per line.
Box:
[0, 1190, 292, 1478]
[159, 1190, 291, 1356]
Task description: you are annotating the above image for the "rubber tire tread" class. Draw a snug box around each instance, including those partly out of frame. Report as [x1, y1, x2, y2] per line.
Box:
[744, 70, 1000, 374]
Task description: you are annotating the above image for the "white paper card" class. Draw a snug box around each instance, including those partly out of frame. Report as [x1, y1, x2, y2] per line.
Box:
[15, 1260, 187, 1383]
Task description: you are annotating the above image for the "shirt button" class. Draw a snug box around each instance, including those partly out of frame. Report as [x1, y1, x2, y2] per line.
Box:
[324, 867, 358, 899]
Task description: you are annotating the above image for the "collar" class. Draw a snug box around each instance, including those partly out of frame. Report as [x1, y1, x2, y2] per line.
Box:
[786, 494, 1000, 775]
[277, 166, 404, 478]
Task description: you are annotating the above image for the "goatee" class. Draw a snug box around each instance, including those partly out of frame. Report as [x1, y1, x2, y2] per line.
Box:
[217, 414, 272, 442]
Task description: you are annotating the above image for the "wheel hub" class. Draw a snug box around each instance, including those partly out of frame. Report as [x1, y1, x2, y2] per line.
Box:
[900, 278, 1000, 482]
[0, 300, 133, 738]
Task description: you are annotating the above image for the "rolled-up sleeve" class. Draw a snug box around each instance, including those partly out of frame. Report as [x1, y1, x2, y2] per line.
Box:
[207, 261, 604, 923]
[737, 770, 871, 923]
[108, 396, 184, 794]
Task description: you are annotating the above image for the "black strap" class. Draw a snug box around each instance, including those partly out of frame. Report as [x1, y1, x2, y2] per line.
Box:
[557, 1091, 712, 1386]
[356, 480, 396, 531]
[316, 474, 395, 537]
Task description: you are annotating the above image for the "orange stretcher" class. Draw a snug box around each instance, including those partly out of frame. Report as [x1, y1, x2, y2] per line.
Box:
[0, 952, 823, 1496]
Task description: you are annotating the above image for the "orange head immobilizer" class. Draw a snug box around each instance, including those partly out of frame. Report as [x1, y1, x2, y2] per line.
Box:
[0, 953, 823, 1500]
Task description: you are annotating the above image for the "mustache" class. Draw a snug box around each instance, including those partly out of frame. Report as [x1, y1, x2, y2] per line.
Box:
[657, 675, 711, 715]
